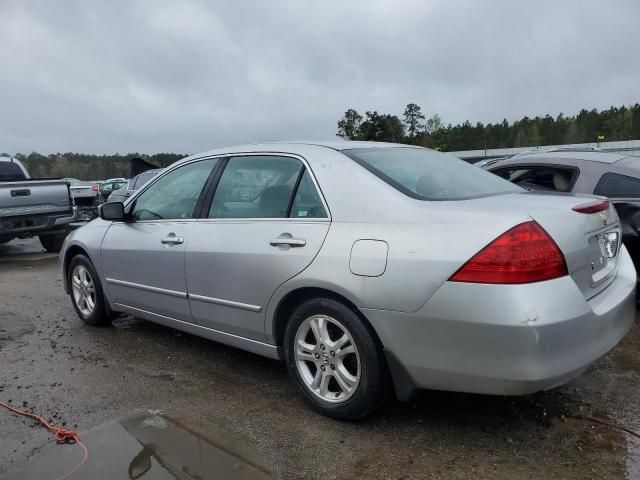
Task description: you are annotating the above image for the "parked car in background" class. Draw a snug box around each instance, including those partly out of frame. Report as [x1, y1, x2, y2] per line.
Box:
[474, 147, 602, 169]
[486, 150, 640, 271]
[60, 142, 635, 419]
[98, 179, 128, 202]
[66, 179, 101, 220]
[107, 169, 162, 203]
[1, 156, 75, 252]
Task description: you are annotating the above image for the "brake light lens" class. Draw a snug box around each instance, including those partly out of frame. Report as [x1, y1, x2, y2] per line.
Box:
[450, 221, 568, 284]
[92, 184, 98, 192]
[572, 199, 609, 214]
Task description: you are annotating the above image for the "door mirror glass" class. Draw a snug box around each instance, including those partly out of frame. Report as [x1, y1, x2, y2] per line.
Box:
[99, 202, 126, 221]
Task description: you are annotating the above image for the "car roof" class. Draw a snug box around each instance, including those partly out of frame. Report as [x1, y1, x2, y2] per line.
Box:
[184, 140, 417, 161]
[495, 150, 630, 165]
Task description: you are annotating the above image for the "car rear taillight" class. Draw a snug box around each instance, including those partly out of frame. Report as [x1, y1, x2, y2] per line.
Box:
[572, 199, 609, 214]
[449, 221, 568, 284]
[92, 184, 98, 192]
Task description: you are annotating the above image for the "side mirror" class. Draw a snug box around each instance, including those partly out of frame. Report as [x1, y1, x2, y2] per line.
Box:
[99, 202, 126, 221]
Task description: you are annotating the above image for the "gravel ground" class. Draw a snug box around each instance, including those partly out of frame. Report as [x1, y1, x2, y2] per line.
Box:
[1, 238, 639, 479]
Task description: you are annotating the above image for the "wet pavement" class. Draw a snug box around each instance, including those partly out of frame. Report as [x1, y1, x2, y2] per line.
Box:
[1, 238, 640, 479]
[7, 413, 271, 479]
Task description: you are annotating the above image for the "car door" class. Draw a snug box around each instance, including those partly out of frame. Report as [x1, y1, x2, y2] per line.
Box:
[185, 154, 330, 341]
[101, 158, 219, 322]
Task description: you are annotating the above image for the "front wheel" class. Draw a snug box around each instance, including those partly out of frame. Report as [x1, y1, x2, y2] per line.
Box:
[68, 254, 112, 326]
[284, 297, 389, 420]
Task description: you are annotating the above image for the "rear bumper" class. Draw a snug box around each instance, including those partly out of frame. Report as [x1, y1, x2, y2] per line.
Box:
[364, 246, 637, 399]
[0, 209, 76, 240]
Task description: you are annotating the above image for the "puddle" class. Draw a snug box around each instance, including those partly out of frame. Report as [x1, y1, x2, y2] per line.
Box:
[7, 414, 272, 479]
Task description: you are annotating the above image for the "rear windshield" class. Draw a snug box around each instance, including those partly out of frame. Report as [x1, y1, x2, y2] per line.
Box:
[0, 161, 27, 181]
[343, 147, 522, 200]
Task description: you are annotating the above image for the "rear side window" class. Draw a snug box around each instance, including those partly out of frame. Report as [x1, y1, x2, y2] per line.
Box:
[343, 147, 521, 200]
[290, 170, 327, 218]
[209, 156, 303, 218]
[491, 165, 578, 192]
[0, 161, 27, 181]
[595, 173, 640, 198]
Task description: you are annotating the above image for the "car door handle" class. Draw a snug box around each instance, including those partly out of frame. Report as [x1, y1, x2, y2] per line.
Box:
[161, 234, 184, 245]
[270, 237, 306, 248]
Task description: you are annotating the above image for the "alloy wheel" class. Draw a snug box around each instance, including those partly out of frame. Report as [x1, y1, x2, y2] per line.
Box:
[71, 265, 96, 317]
[294, 314, 361, 403]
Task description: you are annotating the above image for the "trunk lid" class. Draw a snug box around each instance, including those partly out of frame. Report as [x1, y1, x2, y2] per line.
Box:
[0, 179, 73, 219]
[465, 191, 621, 299]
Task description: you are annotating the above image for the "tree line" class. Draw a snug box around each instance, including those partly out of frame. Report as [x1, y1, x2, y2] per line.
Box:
[0, 152, 187, 180]
[337, 103, 640, 151]
[3, 103, 638, 180]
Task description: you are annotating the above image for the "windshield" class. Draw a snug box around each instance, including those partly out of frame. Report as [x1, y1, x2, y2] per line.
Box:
[343, 147, 522, 200]
[0, 161, 27, 181]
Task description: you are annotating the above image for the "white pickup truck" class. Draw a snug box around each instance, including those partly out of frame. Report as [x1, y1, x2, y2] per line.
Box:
[0, 156, 76, 252]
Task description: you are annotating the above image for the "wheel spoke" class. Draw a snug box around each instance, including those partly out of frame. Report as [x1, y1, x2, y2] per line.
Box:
[86, 282, 95, 294]
[296, 350, 315, 362]
[336, 344, 355, 358]
[309, 316, 330, 344]
[79, 268, 88, 284]
[333, 364, 357, 392]
[319, 373, 331, 396]
[72, 276, 82, 288]
[86, 295, 95, 310]
[331, 334, 349, 350]
[310, 369, 322, 390]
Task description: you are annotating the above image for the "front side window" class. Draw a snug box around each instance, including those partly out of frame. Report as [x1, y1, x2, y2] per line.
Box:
[491, 165, 578, 192]
[595, 173, 640, 198]
[132, 159, 217, 220]
[209, 156, 303, 218]
[343, 147, 521, 200]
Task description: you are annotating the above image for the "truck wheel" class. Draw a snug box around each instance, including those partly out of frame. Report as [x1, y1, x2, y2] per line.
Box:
[39, 234, 66, 253]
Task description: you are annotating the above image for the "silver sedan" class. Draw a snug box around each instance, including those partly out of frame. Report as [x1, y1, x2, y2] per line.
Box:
[60, 141, 636, 419]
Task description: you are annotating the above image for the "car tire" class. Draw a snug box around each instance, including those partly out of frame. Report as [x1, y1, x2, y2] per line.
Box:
[39, 233, 66, 253]
[284, 297, 389, 420]
[68, 254, 112, 326]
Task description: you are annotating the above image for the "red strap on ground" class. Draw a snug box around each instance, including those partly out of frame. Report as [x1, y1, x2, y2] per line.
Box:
[0, 401, 88, 480]
[571, 414, 640, 439]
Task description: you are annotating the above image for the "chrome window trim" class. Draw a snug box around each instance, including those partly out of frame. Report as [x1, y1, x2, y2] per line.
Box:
[188, 293, 262, 313]
[123, 155, 226, 209]
[105, 278, 187, 299]
[196, 218, 329, 224]
[121, 151, 331, 223]
[208, 152, 331, 221]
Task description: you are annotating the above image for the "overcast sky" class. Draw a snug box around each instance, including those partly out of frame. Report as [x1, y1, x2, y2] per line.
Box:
[0, 0, 638, 154]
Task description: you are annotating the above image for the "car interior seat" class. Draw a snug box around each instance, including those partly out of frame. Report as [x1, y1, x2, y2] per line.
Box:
[260, 185, 292, 218]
